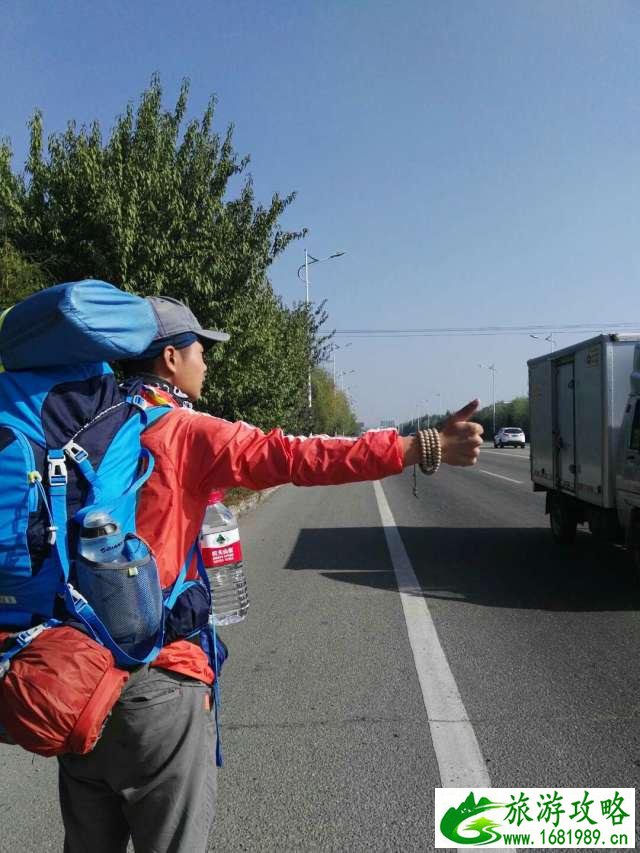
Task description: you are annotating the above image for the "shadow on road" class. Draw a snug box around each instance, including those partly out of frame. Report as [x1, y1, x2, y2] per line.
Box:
[283, 525, 640, 612]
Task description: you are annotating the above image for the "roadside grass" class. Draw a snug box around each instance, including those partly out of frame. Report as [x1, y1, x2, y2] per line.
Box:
[221, 486, 256, 509]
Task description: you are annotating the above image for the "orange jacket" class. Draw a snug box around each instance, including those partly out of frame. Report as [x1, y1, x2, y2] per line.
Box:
[138, 394, 404, 683]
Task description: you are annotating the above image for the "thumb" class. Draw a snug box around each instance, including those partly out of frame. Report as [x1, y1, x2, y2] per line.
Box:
[446, 399, 481, 424]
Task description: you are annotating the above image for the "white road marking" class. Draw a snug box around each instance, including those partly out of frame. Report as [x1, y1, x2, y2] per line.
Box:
[479, 469, 523, 485]
[373, 480, 491, 787]
[481, 449, 530, 460]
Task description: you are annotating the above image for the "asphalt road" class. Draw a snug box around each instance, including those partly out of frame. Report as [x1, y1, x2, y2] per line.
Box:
[2, 444, 639, 851]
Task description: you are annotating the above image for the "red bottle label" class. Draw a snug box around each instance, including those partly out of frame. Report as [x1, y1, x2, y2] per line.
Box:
[201, 528, 243, 567]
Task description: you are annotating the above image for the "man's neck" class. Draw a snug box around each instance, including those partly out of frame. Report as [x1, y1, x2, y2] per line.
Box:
[136, 373, 193, 408]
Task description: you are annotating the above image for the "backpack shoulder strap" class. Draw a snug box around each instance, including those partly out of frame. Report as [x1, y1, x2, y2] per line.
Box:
[144, 405, 173, 428]
[126, 394, 172, 430]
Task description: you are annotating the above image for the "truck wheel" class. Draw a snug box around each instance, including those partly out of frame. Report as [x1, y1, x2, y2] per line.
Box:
[626, 514, 640, 578]
[632, 547, 640, 579]
[549, 494, 578, 544]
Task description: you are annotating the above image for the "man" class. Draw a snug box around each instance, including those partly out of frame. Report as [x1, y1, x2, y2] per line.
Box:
[58, 295, 483, 853]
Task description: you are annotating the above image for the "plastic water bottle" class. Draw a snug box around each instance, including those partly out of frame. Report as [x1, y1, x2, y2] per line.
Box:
[200, 491, 249, 626]
[78, 511, 126, 564]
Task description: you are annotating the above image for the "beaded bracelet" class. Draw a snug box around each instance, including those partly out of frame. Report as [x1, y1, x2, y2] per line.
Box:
[416, 427, 442, 475]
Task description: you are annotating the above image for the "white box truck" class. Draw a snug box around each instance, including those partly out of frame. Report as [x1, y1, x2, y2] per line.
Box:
[528, 333, 640, 564]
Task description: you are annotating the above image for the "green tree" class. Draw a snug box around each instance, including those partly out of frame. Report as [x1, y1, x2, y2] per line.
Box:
[0, 145, 47, 308]
[0, 76, 341, 432]
[310, 368, 359, 436]
[0, 240, 46, 309]
[470, 396, 530, 438]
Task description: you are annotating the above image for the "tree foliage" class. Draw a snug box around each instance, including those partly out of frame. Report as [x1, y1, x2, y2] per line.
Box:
[0, 240, 46, 309]
[471, 397, 529, 437]
[399, 396, 530, 438]
[311, 368, 359, 436]
[0, 76, 357, 433]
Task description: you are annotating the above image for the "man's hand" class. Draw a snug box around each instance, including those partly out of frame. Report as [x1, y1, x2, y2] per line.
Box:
[439, 399, 483, 466]
[401, 399, 484, 468]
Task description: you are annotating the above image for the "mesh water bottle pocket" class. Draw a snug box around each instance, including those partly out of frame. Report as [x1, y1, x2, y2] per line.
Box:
[75, 535, 162, 654]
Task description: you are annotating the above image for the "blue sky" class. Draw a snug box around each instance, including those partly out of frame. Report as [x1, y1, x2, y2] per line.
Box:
[2, 1, 639, 428]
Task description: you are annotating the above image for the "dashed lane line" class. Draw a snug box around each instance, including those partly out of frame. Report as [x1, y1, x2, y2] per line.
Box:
[479, 469, 524, 485]
[481, 449, 530, 460]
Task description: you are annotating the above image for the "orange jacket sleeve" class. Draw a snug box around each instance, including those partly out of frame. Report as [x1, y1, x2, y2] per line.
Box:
[153, 409, 404, 494]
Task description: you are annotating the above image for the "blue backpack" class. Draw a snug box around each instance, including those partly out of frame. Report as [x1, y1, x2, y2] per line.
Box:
[0, 281, 225, 762]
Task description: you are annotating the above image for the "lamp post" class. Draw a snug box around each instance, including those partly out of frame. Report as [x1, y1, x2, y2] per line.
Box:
[335, 371, 355, 436]
[338, 368, 355, 392]
[344, 384, 358, 404]
[425, 400, 431, 429]
[529, 332, 556, 352]
[478, 363, 497, 436]
[432, 392, 442, 426]
[422, 394, 442, 429]
[329, 341, 352, 390]
[297, 249, 345, 411]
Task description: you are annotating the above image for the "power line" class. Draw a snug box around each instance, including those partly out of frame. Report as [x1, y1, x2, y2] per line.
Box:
[333, 322, 640, 338]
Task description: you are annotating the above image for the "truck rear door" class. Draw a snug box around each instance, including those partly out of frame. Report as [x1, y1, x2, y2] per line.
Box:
[616, 396, 640, 529]
[555, 359, 576, 493]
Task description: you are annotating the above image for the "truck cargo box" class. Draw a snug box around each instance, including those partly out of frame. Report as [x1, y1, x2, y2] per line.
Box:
[528, 335, 640, 509]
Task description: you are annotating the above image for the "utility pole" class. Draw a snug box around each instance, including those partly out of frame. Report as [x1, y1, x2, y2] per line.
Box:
[478, 363, 497, 436]
[297, 249, 345, 414]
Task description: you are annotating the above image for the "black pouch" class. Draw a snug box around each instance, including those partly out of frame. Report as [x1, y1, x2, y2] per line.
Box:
[163, 582, 211, 645]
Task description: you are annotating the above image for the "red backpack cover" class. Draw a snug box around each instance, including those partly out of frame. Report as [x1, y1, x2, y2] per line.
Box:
[0, 626, 129, 757]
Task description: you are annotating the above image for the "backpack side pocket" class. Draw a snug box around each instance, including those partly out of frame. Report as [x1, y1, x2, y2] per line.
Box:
[75, 534, 163, 657]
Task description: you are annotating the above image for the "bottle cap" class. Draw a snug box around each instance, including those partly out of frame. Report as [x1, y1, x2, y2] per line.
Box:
[82, 510, 119, 538]
[207, 489, 226, 505]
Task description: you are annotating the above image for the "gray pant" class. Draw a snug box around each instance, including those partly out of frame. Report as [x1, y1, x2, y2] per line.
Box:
[58, 666, 217, 853]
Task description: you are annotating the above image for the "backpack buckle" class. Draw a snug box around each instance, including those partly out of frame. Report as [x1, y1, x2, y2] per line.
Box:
[129, 394, 148, 410]
[63, 440, 88, 464]
[47, 454, 68, 488]
[15, 623, 47, 648]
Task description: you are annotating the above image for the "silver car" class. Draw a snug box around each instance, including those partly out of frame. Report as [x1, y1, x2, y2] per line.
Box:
[494, 427, 526, 448]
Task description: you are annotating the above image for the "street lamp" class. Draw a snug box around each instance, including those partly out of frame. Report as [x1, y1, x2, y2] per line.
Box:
[529, 332, 556, 352]
[335, 373, 356, 436]
[328, 341, 352, 389]
[338, 368, 355, 392]
[478, 363, 497, 436]
[420, 393, 442, 429]
[432, 392, 442, 425]
[344, 384, 358, 403]
[296, 249, 345, 410]
[297, 249, 345, 306]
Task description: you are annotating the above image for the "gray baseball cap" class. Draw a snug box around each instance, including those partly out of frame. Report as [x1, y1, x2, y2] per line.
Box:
[146, 295, 230, 349]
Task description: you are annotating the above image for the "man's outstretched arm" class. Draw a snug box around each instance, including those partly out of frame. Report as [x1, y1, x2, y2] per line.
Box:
[169, 398, 484, 493]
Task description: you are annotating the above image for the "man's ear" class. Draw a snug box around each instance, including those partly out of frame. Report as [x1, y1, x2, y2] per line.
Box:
[160, 345, 179, 377]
